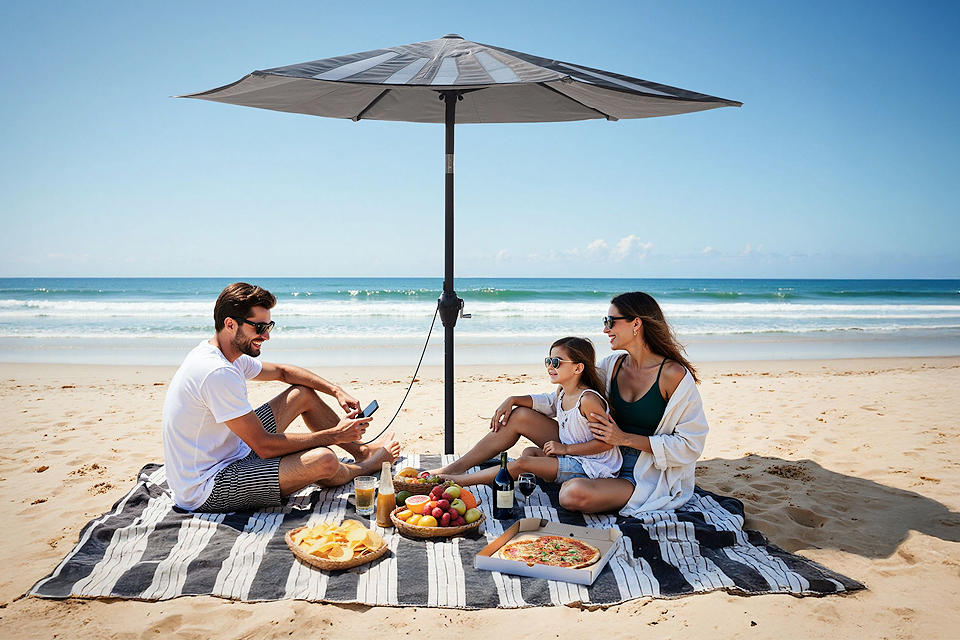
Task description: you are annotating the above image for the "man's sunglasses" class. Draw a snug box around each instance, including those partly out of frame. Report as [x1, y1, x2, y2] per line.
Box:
[602, 315, 629, 330]
[544, 357, 576, 369]
[229, 316, 276, 335]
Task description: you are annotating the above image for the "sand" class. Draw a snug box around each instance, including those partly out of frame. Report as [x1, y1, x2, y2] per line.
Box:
[1, 357, 959, 639]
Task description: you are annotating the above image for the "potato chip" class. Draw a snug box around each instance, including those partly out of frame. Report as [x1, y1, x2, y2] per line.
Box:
[345, 527, 369, 542]
[365, 530, 384, 547]
[329, 545, 354, 561]
[339, 520, 364, 531]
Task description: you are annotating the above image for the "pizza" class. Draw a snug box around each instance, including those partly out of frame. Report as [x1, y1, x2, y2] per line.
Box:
[497, 535, 601, 569]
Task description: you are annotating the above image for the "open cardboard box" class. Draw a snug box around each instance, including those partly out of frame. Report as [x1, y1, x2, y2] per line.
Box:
[476, 517, 622, 585]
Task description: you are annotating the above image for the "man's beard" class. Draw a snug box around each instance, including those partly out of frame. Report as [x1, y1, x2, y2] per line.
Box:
[231, 331, 261, 358]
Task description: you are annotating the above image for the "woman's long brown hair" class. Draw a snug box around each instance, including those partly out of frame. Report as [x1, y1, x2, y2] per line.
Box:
[611, 292, 699, 383]
[551, 337, 607, 400]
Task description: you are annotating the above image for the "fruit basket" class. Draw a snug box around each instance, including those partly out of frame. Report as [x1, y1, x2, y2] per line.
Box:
[393, 475, 442, 495]
[285, 526, 389, 571]
[390, 506, 485, 539]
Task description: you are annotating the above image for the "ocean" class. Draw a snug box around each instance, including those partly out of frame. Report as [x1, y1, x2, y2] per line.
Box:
[2, 278, 959, 366]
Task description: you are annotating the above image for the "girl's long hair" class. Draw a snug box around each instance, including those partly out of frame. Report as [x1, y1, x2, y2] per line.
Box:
[551, 337, 607, 400]
[611, 291, 699, 383]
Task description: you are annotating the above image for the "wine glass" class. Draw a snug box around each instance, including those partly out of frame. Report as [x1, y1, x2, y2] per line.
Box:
[517, 473, 537, 503]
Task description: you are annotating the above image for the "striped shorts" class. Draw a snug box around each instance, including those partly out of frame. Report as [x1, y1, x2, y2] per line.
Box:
[196, 403, 282, 513]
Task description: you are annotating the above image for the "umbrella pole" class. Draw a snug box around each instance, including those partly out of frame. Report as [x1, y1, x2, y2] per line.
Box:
[437, 90, 464, 455]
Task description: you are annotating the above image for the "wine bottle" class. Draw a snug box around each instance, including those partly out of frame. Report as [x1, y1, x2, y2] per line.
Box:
[493, 451, 514, 520]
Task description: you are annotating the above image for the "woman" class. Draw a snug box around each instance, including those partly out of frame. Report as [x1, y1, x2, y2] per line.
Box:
[563, 291, 708, 515]
[433, 291, 708, 516]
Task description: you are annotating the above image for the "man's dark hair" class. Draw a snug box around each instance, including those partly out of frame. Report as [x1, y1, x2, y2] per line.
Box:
[214, 283, 277, 331]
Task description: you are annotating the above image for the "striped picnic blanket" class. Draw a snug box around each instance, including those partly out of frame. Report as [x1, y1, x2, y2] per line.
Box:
[30, 455, 862, 608]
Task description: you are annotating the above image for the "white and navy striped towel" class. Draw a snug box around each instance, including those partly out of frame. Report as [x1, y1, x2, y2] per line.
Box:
[30, 456, 862, 608]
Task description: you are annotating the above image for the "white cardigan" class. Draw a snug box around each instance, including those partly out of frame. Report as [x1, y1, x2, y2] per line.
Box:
[598, 354, 709, 515]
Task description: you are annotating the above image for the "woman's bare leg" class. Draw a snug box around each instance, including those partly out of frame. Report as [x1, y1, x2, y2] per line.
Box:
[559, 477, 635, 514]
[430, 407, 560, 475]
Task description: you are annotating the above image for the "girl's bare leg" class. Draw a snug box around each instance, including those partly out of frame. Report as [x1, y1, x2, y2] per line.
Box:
[430, 407, 560, 476]
[443, 450, 560, 486]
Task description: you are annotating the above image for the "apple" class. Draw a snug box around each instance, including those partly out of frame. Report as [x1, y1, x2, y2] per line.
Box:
[452, 516, 466, 527]
[419, 471, 430, 479]
[464, 508, 481, 524]
[435, 499, 450, 511]
[430, 486, 445, 499]
[440, 512, 451, 527]
[442, 486, 461, 500]
[450, 498, 466, 516]
[432, 507, 444, 519]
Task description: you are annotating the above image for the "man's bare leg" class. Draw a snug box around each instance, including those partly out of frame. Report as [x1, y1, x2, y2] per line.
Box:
[430, 407, 560, 476]
[268, 385, 398, 462]
[279, 441, 398, 496]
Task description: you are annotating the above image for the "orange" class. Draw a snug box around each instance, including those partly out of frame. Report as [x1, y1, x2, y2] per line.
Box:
[418, 515, 438, 528]
[405, 495, 430, 514]
[459, 488, 478, 511]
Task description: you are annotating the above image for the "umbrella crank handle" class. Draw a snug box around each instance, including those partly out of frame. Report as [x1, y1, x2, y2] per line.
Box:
[459, 298, 470, 319]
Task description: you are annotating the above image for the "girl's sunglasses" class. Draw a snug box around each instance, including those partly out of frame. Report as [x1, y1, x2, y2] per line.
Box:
[544, 357, 576, 369]
[602, 315, 629, 330]
[229, 316, 276, 335]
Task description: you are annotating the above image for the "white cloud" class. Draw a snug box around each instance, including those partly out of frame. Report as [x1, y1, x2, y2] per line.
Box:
[521, 236, 652, 265]
[585, 239, 609, 259]
[495, 249, 510, 262]
[610, 235, 653, 262]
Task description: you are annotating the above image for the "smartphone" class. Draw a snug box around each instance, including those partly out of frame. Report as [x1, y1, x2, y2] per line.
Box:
[358, 399, 379, 419]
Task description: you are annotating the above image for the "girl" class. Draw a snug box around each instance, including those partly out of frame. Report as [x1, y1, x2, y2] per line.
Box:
[439, 337, 621, 487]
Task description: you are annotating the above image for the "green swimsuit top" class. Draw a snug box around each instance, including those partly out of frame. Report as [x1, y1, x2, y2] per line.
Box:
[610, 356, 669, 437]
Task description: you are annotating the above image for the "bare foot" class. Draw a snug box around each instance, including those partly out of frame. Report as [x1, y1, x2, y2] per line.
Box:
[353, 431, 399, 462]
[428, 460, 470, 476]
[356, 436, 401, 475]
[438, 472, 477, 487]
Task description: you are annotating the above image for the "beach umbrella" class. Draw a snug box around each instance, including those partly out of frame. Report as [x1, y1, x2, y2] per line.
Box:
[180, 34, 741, 454]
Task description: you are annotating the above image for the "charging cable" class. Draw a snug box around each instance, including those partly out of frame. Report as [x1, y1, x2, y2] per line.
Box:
[360, 306, 439, 445]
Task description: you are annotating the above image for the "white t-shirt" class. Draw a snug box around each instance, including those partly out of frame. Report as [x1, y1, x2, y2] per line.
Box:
[161, 340, 263, 510]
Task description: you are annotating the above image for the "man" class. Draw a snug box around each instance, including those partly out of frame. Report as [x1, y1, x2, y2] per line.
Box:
[161, 282, 400, 512]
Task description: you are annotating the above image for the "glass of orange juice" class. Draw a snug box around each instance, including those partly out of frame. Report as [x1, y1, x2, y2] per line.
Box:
[354, 476, 377, 516]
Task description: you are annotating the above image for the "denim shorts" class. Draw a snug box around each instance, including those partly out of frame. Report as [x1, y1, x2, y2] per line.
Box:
[555, 455, 590, 483]
[617, 447, 641, 486]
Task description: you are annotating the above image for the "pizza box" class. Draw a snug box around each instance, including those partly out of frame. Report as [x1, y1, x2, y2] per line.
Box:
[475, 517, 622, 585]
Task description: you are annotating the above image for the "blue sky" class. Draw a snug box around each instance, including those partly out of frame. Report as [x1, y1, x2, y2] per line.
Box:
[2, 1, 958, 279]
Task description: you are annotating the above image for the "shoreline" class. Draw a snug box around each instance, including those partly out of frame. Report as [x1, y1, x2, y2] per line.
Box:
[3, 328, 960, 366]
[2, 356, 959, 638]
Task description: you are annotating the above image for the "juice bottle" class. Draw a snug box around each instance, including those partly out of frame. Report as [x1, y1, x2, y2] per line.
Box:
[376, 461, 396, 527]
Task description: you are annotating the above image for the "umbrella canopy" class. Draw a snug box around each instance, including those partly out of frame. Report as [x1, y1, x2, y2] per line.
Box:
[181, 34, 741, 122]
[180, 35, 740, 454]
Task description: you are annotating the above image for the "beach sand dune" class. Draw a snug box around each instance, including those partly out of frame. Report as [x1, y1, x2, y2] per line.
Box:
[1, 358, 958, 639]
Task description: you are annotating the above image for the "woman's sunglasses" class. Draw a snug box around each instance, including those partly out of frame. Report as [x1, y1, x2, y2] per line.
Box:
[544, 357, 576, 369]
[602, 315, 629, 330]
[229, 316, 276, 335]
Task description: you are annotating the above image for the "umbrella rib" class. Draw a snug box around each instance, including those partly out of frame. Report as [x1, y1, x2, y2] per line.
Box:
[353, 88, 391, 121]
[539, 83, 617, 121]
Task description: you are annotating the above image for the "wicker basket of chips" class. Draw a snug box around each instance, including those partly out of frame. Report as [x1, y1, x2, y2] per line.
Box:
[390, 506, 485, 539]
[285, 521, 389, 571]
